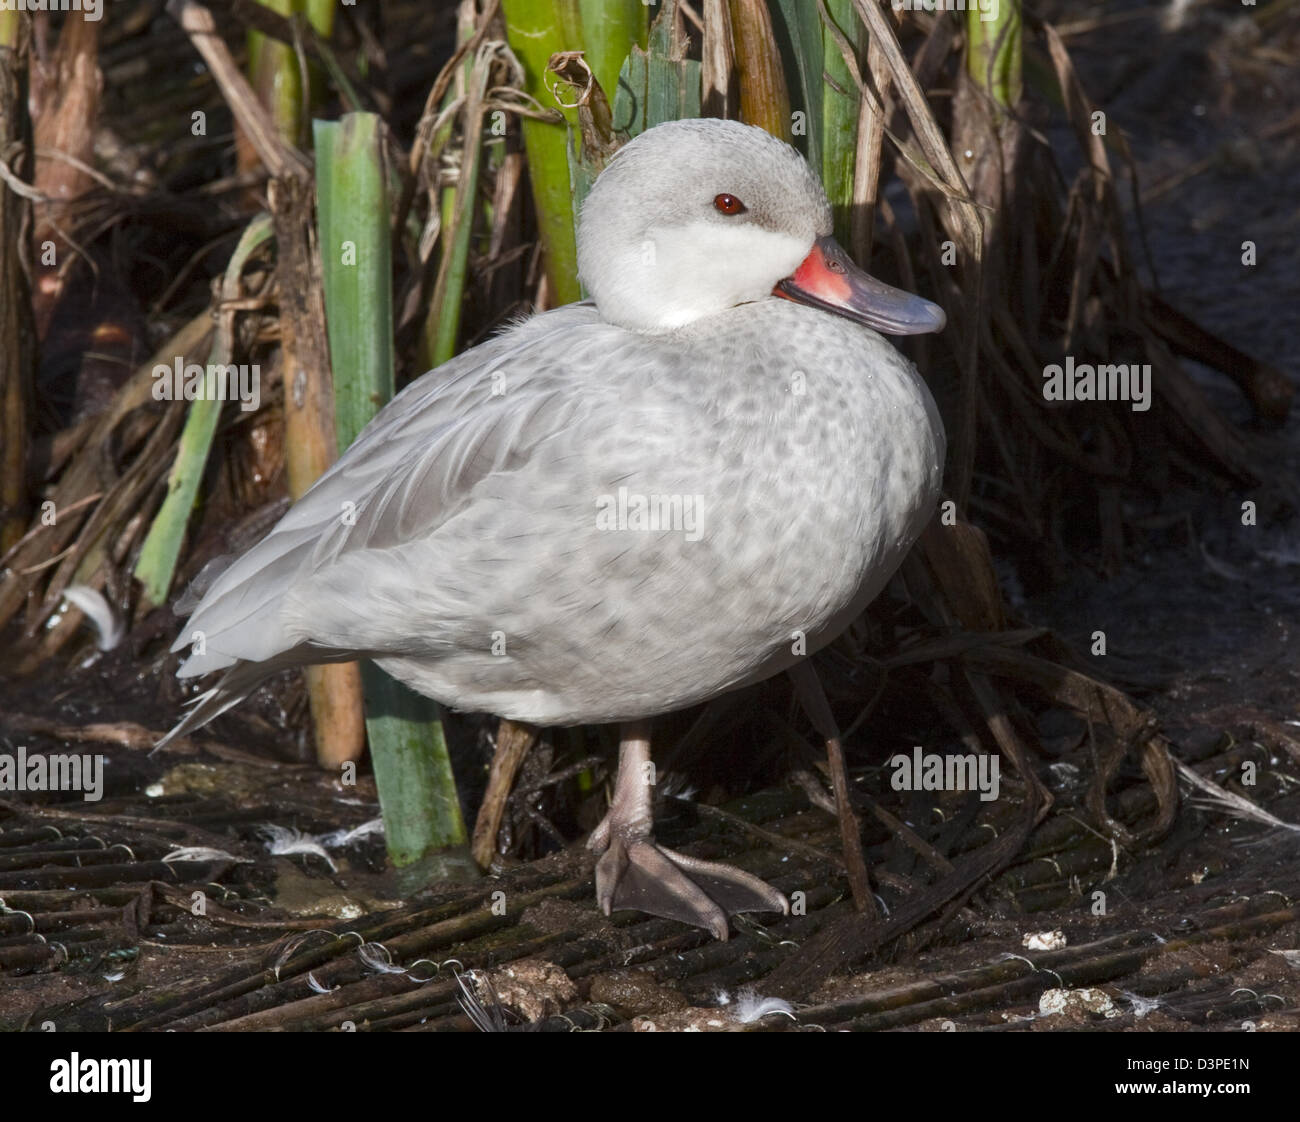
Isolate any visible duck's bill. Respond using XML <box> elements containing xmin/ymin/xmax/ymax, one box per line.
<box><xmin>775</xmin><ymin>235</ymin><xmax>946</xmax><ymax>335</ymax></box>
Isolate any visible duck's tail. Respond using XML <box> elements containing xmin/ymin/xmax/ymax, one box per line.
<box><xmin>153</xmin><ymin>660</ymin><xmax>275</xmax><ymax>754</ymax></box>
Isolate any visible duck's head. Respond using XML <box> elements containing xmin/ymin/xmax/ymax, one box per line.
<box><xmin>577</xmin><ymin>118</ymin><xmax>945</xmax><ymax>336</ymax></box>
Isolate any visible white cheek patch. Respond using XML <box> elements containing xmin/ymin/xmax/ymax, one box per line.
<box><xmin>600</xmin><ymin>222</ymin><xmax>810</xmax><ymax>331</ymax></box>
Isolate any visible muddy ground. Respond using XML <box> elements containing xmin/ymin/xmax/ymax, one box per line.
<box><xmin>1</xmin><ymin>1</ymin><xmax>1298</xmax><ymax>1033</ymax></box>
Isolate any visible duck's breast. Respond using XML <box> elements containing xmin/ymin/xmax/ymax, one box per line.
<box><xmin>655</xmin><ymin>299</ymin><xmax>945</xmax><ymax>692</ymax></box>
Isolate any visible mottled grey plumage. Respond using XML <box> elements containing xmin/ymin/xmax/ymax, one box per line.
<box><xmin>165</xmin><ymin>121</ymin><xmax>943</xmax><ymax>743</ymax></box>
<box><xmin>168</xmin><ymin>295</ymin><xmax>941</xmax><ymax>736</ymax></box>
<box><xmin>161</xmin><ymin>121</ymin><xmax>945</xmax><ymax>940</ymax></box>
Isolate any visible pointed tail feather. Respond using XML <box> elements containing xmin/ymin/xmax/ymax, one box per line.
<box><xmin>156</xmin><ymin>646</ymin><xmax>378</xmax><ymax>753</ymax></box>
<box><xmin>153</xmin><ymin>661</ymin><xmax>276</xmax><ymax>754</ymax></box>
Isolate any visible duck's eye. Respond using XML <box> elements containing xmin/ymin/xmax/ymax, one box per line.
<box><xmin>713</xmin><ymin>193</ymin><xmax>746</xmax><ymax>216</ymax></box>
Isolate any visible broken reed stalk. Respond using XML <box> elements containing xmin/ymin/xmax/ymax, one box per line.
<box><xmin>267</xmin><ymin>169</ymin><xmax>367</xmax><ymax>770</ymax></box>
<box><xmin>239</xmin><ymin>0</ymin><xmax>333</xmax><ymax>175</ymax></box>
<box><xmin>614</xmin><ymin>1</ymin><xmax>702</xmax><ymax>137</ymax></box>
<box><xmin>314</xmin><ymin>117</ymin><xmax>395</xmax><ymax>451</ymax></box>
<box><xmin>414</xmin><ymin>0</ymin><xmax>474</xmax><ymax>371</ymax></box>
<box><xmin>168</xmin><ymin>0</ymin><xmax>311</xmax><ymax>179</ymax></box>
<box><xmin>29</xmin><ymin>7</ymin><xmax>99</xmax><ymax>328</ymax></box>
<box><xmin>0</xmin><ymin>22</ymin><xmax>33</xmax><ymax>555</ymax></box>
<box><xmin>134</xmin><ymin>215</ymin><xmax>274</xmax><ymax>610</ymax></box>
<box><xmin>699</xmin><ymin>0</ymin><xmax>736</xmax><ymax>118</ymax></box>
<box><xmin>500</xmin><ymin>0</ymin><xmax>582</xmax><ymax>305</ymax></box>
<box><xmin>427</xmin><ymin>6</ymin><xmax>490</xmax><ymax>367</ymax></box>
<box><xmin>770</xmin><ymin>0</ymin><xmax>823</xmax><ymax>168</ymax></box>
<box><xmin>245</xmin><ymin>0</ymin><xmax>305</xmax><ymax>150</ymax></box>
<box><xmin>728</xmin><ymin>0</ymin><xmax>791</xmax><ymax>141</ymax></box>
<box><xmin>471</xmin><ymin>719</ymin><xmax>538</xmax><ymax>868</ymax></box>
<box><xmin>966</xmin><ymin>0</ymin><xmax>1022</xmax><ymax>110</ymax></box>
<box><xmin>315</xmin><ymin>113</ymin><xmax>467</xmax><ymax>859</ymax></box>
<box><xmin>577</xmin><ymin>0</ymin><xmax>648</xmax><ymax>111</ymax></box>
<box><xmin>821</xmin><ymin>0</ymin><xmax>864</xmax><ymax>248</ymax></box>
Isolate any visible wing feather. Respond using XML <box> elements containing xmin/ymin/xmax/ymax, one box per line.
<box><xmin>173</xmin><ymin>305</ymin><xmax>599</xmax><ymax>678</ymax></box>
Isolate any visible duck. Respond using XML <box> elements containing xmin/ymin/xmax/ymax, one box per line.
<box><xmin>162</xmin><ymin>117</ymin><xmax>947</xmax><ymax>940</ymax></box>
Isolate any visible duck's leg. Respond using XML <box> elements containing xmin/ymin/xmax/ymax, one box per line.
<box><xmin>588</xmin><ymin>719</ymin><xmax>789</xmax><ymax>940</ymax></box>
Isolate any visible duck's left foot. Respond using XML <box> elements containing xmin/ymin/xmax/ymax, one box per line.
<box><xmin>589</xmin><ymin>819</ymin><xmax>789</xmax><ymax>941</ymax></box>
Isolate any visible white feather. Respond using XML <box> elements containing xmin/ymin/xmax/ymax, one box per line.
<box><xmin>61</xmin><ymin>585</ymin><xmax>123</xmax><ymax>651</ymax></box>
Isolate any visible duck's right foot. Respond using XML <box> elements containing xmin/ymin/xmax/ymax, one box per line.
<box><xmin>589</xmin><ymin>718</ymin><xmax>788</xmax><ymax>940</ymax></box>
<box><xmin>589</xmin><ymin>817</ymin><xmax>788</xmax><ymax>941</ymax></box>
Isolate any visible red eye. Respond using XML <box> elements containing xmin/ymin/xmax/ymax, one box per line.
<box><xmin>713</xmin><ymin>193</ymin><xmax>746</xmax><ymax>216</ymax></box>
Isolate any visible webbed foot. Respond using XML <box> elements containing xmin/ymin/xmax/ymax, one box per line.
<box><xmin>588</xmin><ymin>721</ymin><xmax>788</xmax><ymax>940</ymax></box>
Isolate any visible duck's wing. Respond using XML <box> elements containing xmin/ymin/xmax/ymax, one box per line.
<box><xmin>161</xmin><ymin>305</ymin><xmax>602</xmax><ymax>743</ymax></box>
